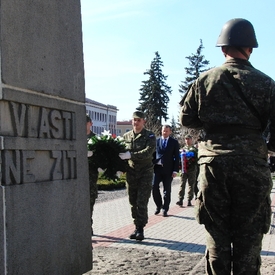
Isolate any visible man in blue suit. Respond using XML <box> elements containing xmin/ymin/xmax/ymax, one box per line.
<box><xmin>152</xmin><ymin>125</ymin><xmax>179</xmax><ymax>217</ymax></box>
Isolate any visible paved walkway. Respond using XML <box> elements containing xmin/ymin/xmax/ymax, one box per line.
<box><xmin>84</xmin><ymin>178</ymin><xmax>275</xmax><ymax>275</ymax></box>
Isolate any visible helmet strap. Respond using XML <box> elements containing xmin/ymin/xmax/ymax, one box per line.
<box><xmin>236</xmin><ymin>47</ymin><xmax>249</xmax><ymax>60</ymax></box>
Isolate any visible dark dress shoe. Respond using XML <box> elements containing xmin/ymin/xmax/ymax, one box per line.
<box><xmin>163</xmin><ymin>210</ymin><xmax>168</xmax><ymax>217</ymax></box>
<box><xmin>154</xmin><ymin>208</ymin><xmax>161</xmax><ymax>215</ymax></box>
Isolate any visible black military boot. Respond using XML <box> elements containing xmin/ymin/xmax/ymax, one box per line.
<box><xmin>135</xmin><ymin>227</ymin><xmax>144</xmax><ymax>241</ymax></box>
<box><xmin>129</xmin><ymin>228</ymin><xmax>138</xmax><ymax>239</ymax></box>
<box><xmin>176</xmin><ymin>199</ymin><xmax>183</xmax><ymax>206</ymax></box>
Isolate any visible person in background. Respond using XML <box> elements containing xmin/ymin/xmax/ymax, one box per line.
<box><xmin>180</xmin><ymin>18</ymin><xmax>274</xmax><ymax>274</ymax></box>
<box><xmin>152</xmin><ymin>125</ymin><xmax>179</xmax><ymax>217</ymax></box>
<box><xmin>119</xmin><ymin>111</ymin><xmax>156</xmax><ymax>241</ymax></box>
<box><xmin>176</xmin><ymin>135</ymin><xmax>198</xmax><ymax>207</ymax></box>
<box><xmin>86</xmin><ymin>115</ymin><xmax>98</xmax><ymax>235</ymax></box>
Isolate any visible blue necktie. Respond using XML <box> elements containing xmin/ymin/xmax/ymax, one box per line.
<box><xmin>162</xmin><ymin>139</ymin><xmax>167</xmax><ymax>148</ymax></box>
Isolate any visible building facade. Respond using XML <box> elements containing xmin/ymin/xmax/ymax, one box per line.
<box><xmin>116</xmin><ymin>120</ymin><xmax>132</xmax><ymax>136</ymax></box>
<box><xmin>86</xmin><ymin>98</ymin><xmax>118</xmax><ymax>135</ymax></box>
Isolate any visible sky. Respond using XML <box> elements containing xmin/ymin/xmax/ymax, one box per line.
<box><xmin>80</xmin><ymin>0</ymin><xmax>275</xmax><ymax>122</ymax></box>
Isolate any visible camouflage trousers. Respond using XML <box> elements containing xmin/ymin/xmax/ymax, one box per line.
<box><xmin>179</xmin><ymin>166</ymin><xmax>198</xmax><ymax>201</ymax></box>
<box><xmin>126</xmin><ymin>167</ymin><xmax>153</xmax><ymax>228</ymax></box>
<box><xmin>195</xmin><ymin>156</ymin><xmax>272</xmax><ymax>275</ymax></box>
<box><xmin>89</xmin><ymin>169</ymin><xmax>98</xmax><ymax>226</ymax></box>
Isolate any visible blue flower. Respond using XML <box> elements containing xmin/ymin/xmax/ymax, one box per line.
<box><xmin>186</xmin><ymin>151</ymin><xmax>195</xmax><ymax>158</ymax></box>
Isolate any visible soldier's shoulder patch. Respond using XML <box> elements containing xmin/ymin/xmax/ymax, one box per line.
<box><xmin>149</xmin><ymin>134</ymin><xmax>155</xmax><ymax>138</ymax></box>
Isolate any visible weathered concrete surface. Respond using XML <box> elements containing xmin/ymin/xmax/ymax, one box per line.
<box><xmin>0</xmin><ymin>1</ymin><xmax>91</xmax><ymax>274</ymax></box>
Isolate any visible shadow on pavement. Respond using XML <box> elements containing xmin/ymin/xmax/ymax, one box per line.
<box><xmin>138</xmin><ymin>237</ymin><xmax>205</xmax><ymax>253</ymax></box>
<box><xmin>93</xmin><ymin>234</ymin><xmax>205</xmax><ymax>254</ymax></box>
<box><xmin>169</xmin><ymin>215</ymin><xmax>196</xmax><ymax>220</ymax></box>
<box><xmin>261</xmin><ymin>250</ymin><xmax>275</xmax><ymax>256</ymax></box>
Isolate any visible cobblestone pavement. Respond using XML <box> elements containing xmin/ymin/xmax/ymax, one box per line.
<box><xmin>84</xmin><ymin>178</ymin><xmax>275</xmax><ymax>275</ymax></box>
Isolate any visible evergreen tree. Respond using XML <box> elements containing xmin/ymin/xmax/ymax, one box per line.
<box><xmin>178</xmin><ymin>40</ymin><xmax>211</xmax><ymax>143</ymax></box>
<box><xmin>179</xmin><ymin>39</ymin><xmax>210</xmax><ymax>95</ymax></box>
<box><xmin>138</xmin><ymin>51</ymin><xmax>172</xmax><ymax>133</ymax></box>
<box><xmin>171</xmin><ymin>116</ymin><xmax>180</xmax><ymax>139</ymax></box>
<box><xmin>170</xmin><ymin>116</ymin><xmax>177</xmax><ymax>139</ymax></box>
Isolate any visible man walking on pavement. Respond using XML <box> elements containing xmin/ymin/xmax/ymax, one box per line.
<box><xmin>180</xmin><ymin>18</ymin><xmax>274</xmax><ymax>274</ymax></box>
<box><xmin>176</xmin><ymin>135</ymin><xmax>198</xmax><ymax>207</ymax></box>
<box><xmin>119</xmin><ymin>111</ymin><xmax>156</xmax><ymax>241</ymax></box>
<box><xmin>152</xmin><ymin>125</ymin><xmax>179</xmax><ymax>217</ymax></box>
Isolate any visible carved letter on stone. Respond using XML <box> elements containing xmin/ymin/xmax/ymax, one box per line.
<box><xmin>49</xmin><ymin>110</ymin><xmax>62</xmax><ymax>139</ymax></box>
<box><xmin>9</xmin><ymin>102</ymin><xmax>27</xmax><ymax>137</ymax></box>
<box><xmin>62</xmin><ymin>111</ymin><xmax>72</xmax><ymax>140</ymax></box>
<box><xmin>21</xmin><ymin>150</ymin><xmax>35</xmax><ymax>183</ymax></box>
<box><xmin>66</xmin><ymin>150</ymin><xmax>76</xmax><ymax>179</ymax></box>
<box><xmin>51</xmin><ymin>150</ymin><xmax>63</xmax><ymax>180</ymax></box>
<box><xmin>4</xmin><ymin>150</ymin><xmax>21</xmax><ymax>185</ymax></box>
<box><xmin>39</xmin><ymin>108</ymin><xmax>51</xmax><ymax>138</ymax></box>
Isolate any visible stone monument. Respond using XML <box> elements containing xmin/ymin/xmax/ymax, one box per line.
<box><xmin>0</xmin><ymin>1</ymin><xmax>92</xmax><ymax>274</ymax></box>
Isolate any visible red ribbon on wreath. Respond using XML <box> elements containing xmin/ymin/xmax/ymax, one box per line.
<box><xmin>180</xmin><ymin>151</ymin><xmax>188</xmax><ymax>173</ymax></box>
<box><xmin>184</xmin><ymin>154</ymin><xmax>188</xmax><ymax>173</ymax></box>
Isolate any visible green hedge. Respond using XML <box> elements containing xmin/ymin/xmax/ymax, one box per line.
<box><xmin>97</xmin><ymin>173</ymin><xmax>126</xmax><ymax>190</ymax></box>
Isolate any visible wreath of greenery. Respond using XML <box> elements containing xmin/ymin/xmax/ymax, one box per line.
<box><xmin>87</xmin><ymin>131</ymin><xmax>129</xmax><ymax>181</ymax></box>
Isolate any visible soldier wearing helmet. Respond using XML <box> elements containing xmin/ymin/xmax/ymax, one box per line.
<box><xmin>180</xmin><ymin>18</ymin><xmax>275</xmax><ymax>274</ymax></box>
<box><xmin>215</xmin><ymin>18</ymin><xmax>258</xmax><ymax>62</ymax></box>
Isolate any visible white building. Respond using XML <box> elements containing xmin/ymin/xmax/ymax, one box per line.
<box><xmin>85</xmin><ymin>98</ymin><xmax>118</xmax><ymax>135</ymax></box>
<box><xmin>116</xmin><ymin>120</ymin><xmax>132</xmax><ymax>136</ymax></box>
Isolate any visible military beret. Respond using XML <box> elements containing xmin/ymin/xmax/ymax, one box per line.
<box><xmin>185</xmin><ymin>134</ymin><xmax>192</xmax><ymax>139</ymax></box>
<box><xmin>132</xmin><ymin>111</ymin><xmax>145</xmax><ymax>119</ymax></box>
<box><xmin>86</xmin><ymin>115</ymin><xmax>92</xmax><ymax>123</ymax></box>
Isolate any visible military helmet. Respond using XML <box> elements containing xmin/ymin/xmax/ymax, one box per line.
<box><xmin>216</xmin><ymin>18</ymin><xmax>258</xmax><ymax>48</ymax></box>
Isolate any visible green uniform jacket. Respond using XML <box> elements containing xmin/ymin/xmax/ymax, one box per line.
<box><xmin>123</xmin><ymin>128</ymin><xmax>156</xmax><ymax>171</ymax></box>
<box><xmin>180</xmin><ymin>58</ymin><xmax>275</xmax><ymax>159</ymax></box>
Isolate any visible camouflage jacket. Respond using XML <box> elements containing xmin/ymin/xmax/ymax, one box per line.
<box><xmin>123</xmin><ymin>128</ymin><xmax>156</xmax><ymax>170</ymax></box>
<box><xmin>180</xmin><ymin>58</ymin><xmax>275</xmax><ymax>159</ymax></box>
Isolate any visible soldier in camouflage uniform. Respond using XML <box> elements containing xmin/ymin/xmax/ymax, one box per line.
<box><xmin>176</xmin><ymin>135</ymin><xmax>198</xmax><ymax>207</ymax></box>
<box><xmin>119</xmin><ymin>111</ymin><xmax>156</xmax><ymax>241</ymax></box>
<box><xmin>87</xmin><ymin>115</ymin><xmax>98</xmax><ymax>235</ymax></box>
<box><xmin>180</xmin><ymin>18</ymin><xmax>274</xmax><ymax>275</ymax></box>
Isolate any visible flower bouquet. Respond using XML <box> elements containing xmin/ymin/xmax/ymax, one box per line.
<box><xmin>180</xmin><ymin>149</ymin><xmax>197</xmax><ymax>173</ymax></box>
<box><xmin>87</xmin><ymin>130</ymin><xmax>129</xmax><ymax>181</ymax></box>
